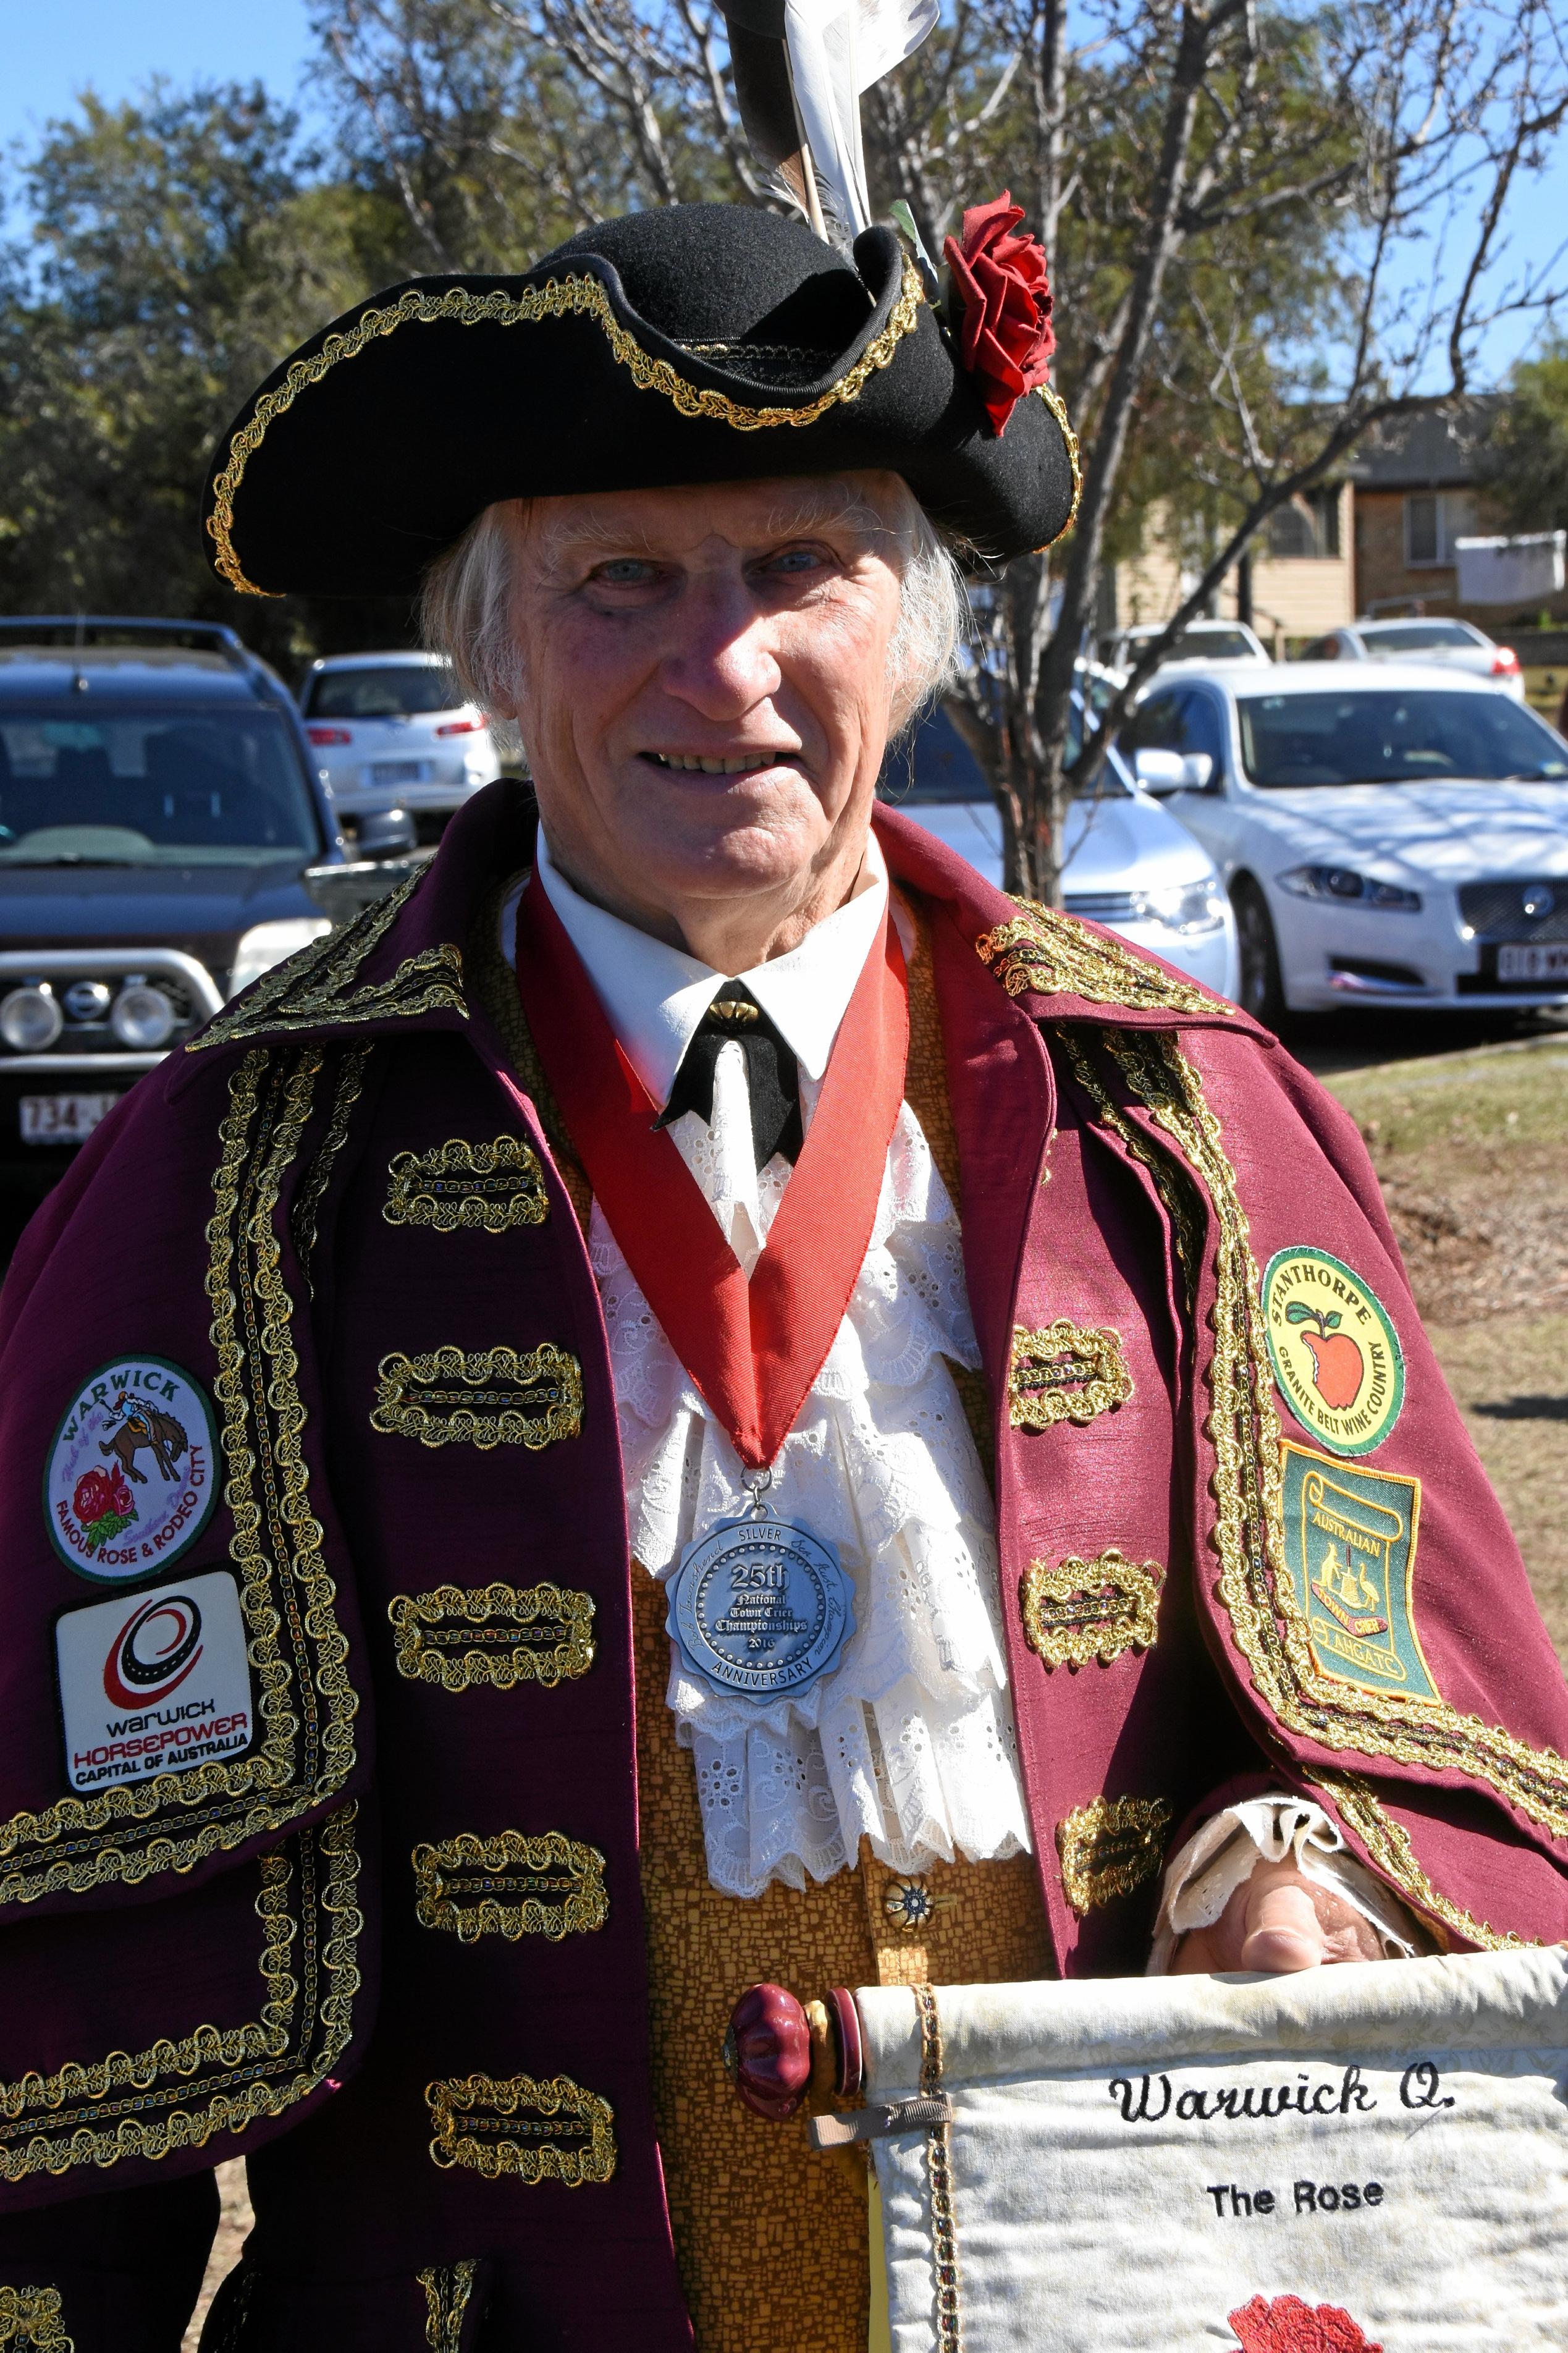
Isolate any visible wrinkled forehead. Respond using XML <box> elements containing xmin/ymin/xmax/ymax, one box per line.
<box><xmin>518</xmin><ymin>470</ymin><xmax>916</xmax><ymax>572</ymax></box>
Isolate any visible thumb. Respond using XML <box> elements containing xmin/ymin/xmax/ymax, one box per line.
<box><xmin>1240</xmin><ymin>1871</ymin><xmax>1327</xmax><ymax>1973</ymax></box>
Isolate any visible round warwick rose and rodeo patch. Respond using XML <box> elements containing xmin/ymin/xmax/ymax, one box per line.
<box><xmin>45</xmin><ymin>1358</ymin><xmax>218</xmax><ymax>1581</ymax></box>
<box><xmin>1261</xmin><ymin>1248</ymin><xmax>1405</xmax><ymax>1458</ymax></box>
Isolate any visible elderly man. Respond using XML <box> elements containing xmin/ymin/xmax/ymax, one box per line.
<box><xmin>0</xmin><ymin>193</ymin><xmax>1564</xmax><ymax>2353</ymax></box>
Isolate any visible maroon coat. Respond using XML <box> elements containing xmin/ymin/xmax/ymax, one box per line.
<box><xmin>0</xmin><ymin>783</ymin><xmax>1562</xmax><ymax>2349</ymax></box>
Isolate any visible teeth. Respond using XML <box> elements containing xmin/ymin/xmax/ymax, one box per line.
<box><xmin>650</xmin><ymin>752</ymin><xmax>774</xmax><ymax>774</ymax></box>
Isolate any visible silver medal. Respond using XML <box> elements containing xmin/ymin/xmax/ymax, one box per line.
<box><xmin>667</xmin><ymin>1471</ymin><xmax>855</xmax><ymax>1705</ymax></box>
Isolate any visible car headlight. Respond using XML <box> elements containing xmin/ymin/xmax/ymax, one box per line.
<box><xmin>110</xmin><ymin>982</ymin><xmax>177</xmax><ymax>1050</ymax></box>
<box><xmin>1278</xmin><ymin>864</ymin><xmax>1421</xmax><ymax>912</ymax></box>
<box><xmin>229</xmin><ymin>917</ymin><xmax>332</xmax><ymax>1000</ymax></box>
<box><xmin>0</xmin><ymin>985</ymin><xmax>63</xmax><ymax>1053</ymax></box>
<box><xmin>1134</xmin><ymin>879</ymin><xmax>1228</xmax><ymax>936</ymax></box>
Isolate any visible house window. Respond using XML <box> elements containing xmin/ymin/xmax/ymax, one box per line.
<box><xmin>1404</xmin><ymin>491</ymin><xmax>1475</xmax><ymax>567</ymax></box>
<box><xmin>1266</xmin><ymin>487</ymin><xmax>1342</xmax><ymax>559</ymax></box>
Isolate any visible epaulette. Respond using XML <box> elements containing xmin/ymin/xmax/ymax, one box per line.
<box><xmin>974</xmin><ymin>897</ymin><xmax>1238</xmax><ymax>1020</ymax></box>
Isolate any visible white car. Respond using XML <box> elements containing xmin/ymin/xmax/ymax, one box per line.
<box><xmin>1102</xmin><ymin>617</ymin><xmax>1270</xmax><ymax>677</ymax></box>
<box><xmin>1297</xmin><ymin>618</ymin><xmax>1525</xmax><ymax>701</ymax></box>
<box><xmin>887</xmin><ymin>699</ymin><xmax>1239</xmax><ymax>1001</ymax></box>
<box><xmin>298</xmin><ymin>651</ymin><xmax>499</xmax><ymax>850</ymax></box>
<box><xmin>1119</xmin><ymin>661</ymin><xmax>1568</xmax><ymax>1022</ymax></box>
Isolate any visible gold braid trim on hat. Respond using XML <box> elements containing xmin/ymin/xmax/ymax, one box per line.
<box><xmin>1061</xmin><ymin>1027</ymin><xmax>1568</xmax><ymax>1907</ymax></box>
<box><xmin>1034</xmin><ymin>380</ymin><xmax>1082</xmax><ymax>546</ymax></box>
<box><xmin>208</xmin><ymin>259</ymin><xmax>925</xmax><ymax>596</ymax></box>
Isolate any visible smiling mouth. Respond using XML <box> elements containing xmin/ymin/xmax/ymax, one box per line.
<box><xmin>641</xmin><ymin>751</ymin><xmax>793</xmax><ymax>775</ymax></box>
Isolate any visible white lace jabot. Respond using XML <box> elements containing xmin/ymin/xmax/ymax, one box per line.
<box><xmin>524</xmin><ymin>837</ymin><xmax>1032</xmax><ymax>1899</ymax></box>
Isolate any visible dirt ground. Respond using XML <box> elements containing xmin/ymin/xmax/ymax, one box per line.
<box><xmin>178</xmin><ymin>1036</ymin><xmax>1568</xmax><ymax>2341</ymax></box>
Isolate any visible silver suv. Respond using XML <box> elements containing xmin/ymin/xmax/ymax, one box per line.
<box><xmin>300</xmin><ymin>651</ymin><xmax>499</xmax><ymax>850</ymax></box>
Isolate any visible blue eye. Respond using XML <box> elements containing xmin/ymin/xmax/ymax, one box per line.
<box><xmin>596</xmin><ymin>559</ymin><xmax>654</xmax><ymax>585</ymax></box>
<box><xmin>767</xmin><ymin>547</ymin><xmax>821</xmax><ymax>574</ymax></box>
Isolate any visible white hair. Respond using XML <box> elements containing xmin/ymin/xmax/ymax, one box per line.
<box><xmin>419</xmin><ymin>481</ymin><xmax>968</xmax><ymax>750</ymax></box>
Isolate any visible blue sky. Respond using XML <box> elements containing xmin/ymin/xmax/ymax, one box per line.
<box><xmin>1</xmin><ymin>1</ymin><xmax>1562</xmax><ymax>384</ymax></box>
<box><xmin>0</xmin><ymin>1</ymin><xmax>317</xmax><ymax>150</ymax></box>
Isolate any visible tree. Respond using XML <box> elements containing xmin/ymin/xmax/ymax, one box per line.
<box><xmin>332</xmin><ymin>0</ymin><xmax>1568</xmax><ymax>898</ymax></box>
<box><xmin>1480</xmin><ymin>335</ymin><xmax>1568</xmax><ymax>536</ymax></box>
<box><xmin>0</xmin><ymin>83</ymin><xmax>390</xmax><ymax>665</ymax></box>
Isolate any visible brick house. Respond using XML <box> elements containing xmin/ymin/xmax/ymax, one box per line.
<box><xmin>1341</xmin><ymin>400</ymin><xmax>1561</xmax><ymax>625</ymax></box>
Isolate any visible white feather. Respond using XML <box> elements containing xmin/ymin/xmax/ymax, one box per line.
<box><xmin>782</xmin><ymin>0</ymin><xmax>938</xmax><ymax>241</ymax></box>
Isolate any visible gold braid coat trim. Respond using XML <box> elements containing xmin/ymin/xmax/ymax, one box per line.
<box><xmin>187</xmin><ymin>868</ymin><xmax>464</xmax><ymax>1052</ymax></box>
<box><xmin>417</xmin><ymin>2260</ymin><xmax>479</xmax><ymax>2351</ymax></box>
<box><xmin>0</xmin><ymin>2288</ymin><xmax>72</xmax><ymax>2349</ymax></box>
<box><xmin>976</xmin><ymin>900</ymin><xmax>1237</xmax><ymax>1018</ymax></box>
<box><xmin>1020</xmin><ymin>1549</ymin><xmax>1163</xmax><ymax>1669</ymax></box>
<box><xmin>388</xmin><ymin>1580</ymin><xmax>596</xmax><ymax>1691</ymax></box>
<box><xmin>208</xmin><ymin>263</ymin><xmax>925</xmax><ymax>594</ymax></box>
<box><xmin>412</xmin><ymin>1830</ymin><xmax>608</xmax><ymax>1943</ymax></box>
<box><xmin>0</xmin><ymin>1803</ymin><xmax>360</xmax><ymax>2183</ymax></box>
<box><xmin>0</xmin><ymin>1048</ymin><xmax>358</xmax><ymax>1905</ymax></box>
<box><xmin>291</xmin><ymin>1042</ymin><xmax>373</xmax><ymax>1289</ymax></box>
<box><xmin>1055</xmin><ymin>1793</ymin><xmax>1172</xmax><ymax>1914</ymax></box>
<box><xmin>371</xmin><ymin>1343</ymin><xmax>584</xmax><ymax>1450</ymax></box>
<box><xmin>383</xmin><ymin>1134</ymin><xmax>549</xmax><ymax>1232</ymax></box>
<box><xmin>425</xmin><ymin>2071</ymin><xmax>616</xmax><ymax>2184</ymax></box>
<box><xmin>1073</xmin><ymin>1027</ymin><xmax>1568</xmax><ymax>1879</ymax></box>
<box><xmin>1008</xmin><ymin>1318</ymin><xmax>1133</xmax><ymax>1429</ymax></box>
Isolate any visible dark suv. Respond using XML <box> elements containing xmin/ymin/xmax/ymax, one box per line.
<box><xmin>0</xmin><ymin>618</ymin><xmax>347</xmax><ymax>1198</ymax></box>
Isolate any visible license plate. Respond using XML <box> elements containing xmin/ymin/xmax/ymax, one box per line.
<box><xmin>19</xmin><ymin>1093</ymin><xmax>121</xmax><ymax>1144</ymax></box>
<box><xmin>1497</xmin><ymin>942</ymin><xmax>1568</xmax><ymax>981</ymax></box>
<box><xmin>369</xmin><ymin>759</ymin><xmax>430</xmax><ymax>785</ymax></box>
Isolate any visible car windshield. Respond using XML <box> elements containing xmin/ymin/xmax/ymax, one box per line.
<box><xmin>306</xmin><ymin>664</ymin><xmax>460</xmax><ymax>719</ymax></box>
<box><xmin>886</xmin><ymin>699</ymin><xmax>1128</xmax><ymax>802</ymax></box>
<box><xmin>1134</xmin><ymin>627</ymin><xmax>1256</xmax><ymax>664</ymax></box>
<box><xmin>1236</xmin><ymin>689</ymin><xmax>1568</xmax><ymax>788</ymax></box>
<box><xmin>1360</xmin><ymin>623</ymin><xmax>1478</xmax><ymax>653</ymax></box>
<box><xmin>0</xmin><ymin>709</ymin><xmax>320</xmax><ymax>863</ymax></box>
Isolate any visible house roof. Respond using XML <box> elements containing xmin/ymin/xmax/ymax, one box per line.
<box><xmin>1347</xmin><ymin>397</ymin><xmax>1503</xmax><ymax>489</ymax></box>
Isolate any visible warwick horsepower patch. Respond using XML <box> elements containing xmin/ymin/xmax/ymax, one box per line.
<box><xmin>54</xmin><ymin>1569</ymin><xmax>253</xmax><ymax>1791</ymax></box>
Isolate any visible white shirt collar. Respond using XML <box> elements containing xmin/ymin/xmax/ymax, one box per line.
<box><xmin>533</xmin><ymin>827</ymin><xmax>890</xmax><ymax>1108</ymax></box>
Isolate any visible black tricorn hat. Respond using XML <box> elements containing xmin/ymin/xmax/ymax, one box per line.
<box><xmin>202</xmin><ymin>203</ymin><xmax>1079</xmax><ymax>599</ymax></box>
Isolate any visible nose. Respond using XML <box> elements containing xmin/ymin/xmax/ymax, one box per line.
<box><xmin>657</xmin><ymin>575</ymin><xmax>782</xmax><ymax>719</ymax></box>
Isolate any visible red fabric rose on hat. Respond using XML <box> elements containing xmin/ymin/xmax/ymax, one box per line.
<box><xmin>1229</xmin><ymin>2296</ymin><xmax>1383</xmax><ymax>2353</ymax></box>
<box><xmin>943</xmin><ymin>191</ymin><xmax>1056</xmax><ymax>436</ymax></box>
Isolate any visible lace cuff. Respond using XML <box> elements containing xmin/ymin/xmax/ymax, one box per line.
<box><xmin>1148</xmin><ymin>1795</ymin><xmax>1427</xmax><ymax>1974</ymax></box>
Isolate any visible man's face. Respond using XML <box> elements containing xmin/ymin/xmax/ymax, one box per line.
<box><xmin>505</xmin><ymin>471</ymin><xmax>911</xmax><ymax>937</ymax></box>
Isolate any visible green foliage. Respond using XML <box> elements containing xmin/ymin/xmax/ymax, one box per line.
<box><xmin>0</xmin><ymin>82</ymin><xmax>397</xmax><ymax>667</ymax></box>
<box><xmin>1481</xmin><ymin>335</ymin><xmax>1568</xmax><ymax>536</ymax></box>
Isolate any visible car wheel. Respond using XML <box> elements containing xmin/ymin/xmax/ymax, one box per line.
<box><xmin>1231</xmin><ymin>877</ymin><xmax>1284</xmax><ymax>1028</ymax></box>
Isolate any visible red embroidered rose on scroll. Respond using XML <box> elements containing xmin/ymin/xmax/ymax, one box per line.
<box><xmin>1228</xmin><ymin>2294</ymin><xmax>1383</xmax><ymax>2353</ymax></box>
<box><xmin>943</xmin><ymin>192</ymin><xmax>1056</xmax><ymax>434</ymax></box>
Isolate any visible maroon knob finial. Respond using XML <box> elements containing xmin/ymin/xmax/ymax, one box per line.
<box><xmin>724</xmin><ymin>1982</ymin><xmax>812</xmax><ymax>2120</ymax></box>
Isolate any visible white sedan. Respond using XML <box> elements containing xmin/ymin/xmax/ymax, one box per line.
<box><xmin>886</xmin><ymin>702</ymin><xmax>1239</xmax><ymax>1001</ymax></box>
<box><xmin>1297</xmin><ymin>617</ymin><xmax>1525</xmax><ymax>701</ymax></box>
<box><xmin>1120</xmin><ymin>661</ymin><xmax>1568</xmax><ymax>1023</ymax></box>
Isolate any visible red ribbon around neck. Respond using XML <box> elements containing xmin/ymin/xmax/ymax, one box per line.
<box><xmin>514</xmin><ymin>872</ymin><xmax>909</xmax><ymax>1471</ymax></box>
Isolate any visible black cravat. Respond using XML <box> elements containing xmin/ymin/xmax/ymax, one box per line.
<box><xmin>655</xmin><ymin>987</ymin><xmax>803</xmax><ymax>1171</ymax></box>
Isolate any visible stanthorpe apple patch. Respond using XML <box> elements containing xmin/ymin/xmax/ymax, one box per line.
<box><xmin>1260</xmin><ymin>1248</ymin><xmax>1404</xmax><ymax>1457</ymax></box>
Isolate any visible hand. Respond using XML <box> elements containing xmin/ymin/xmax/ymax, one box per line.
<box><xmin>1171</xmin><ymin>1857</ymin><xmax>1385</xmax><ymax>1974</ymax></box>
